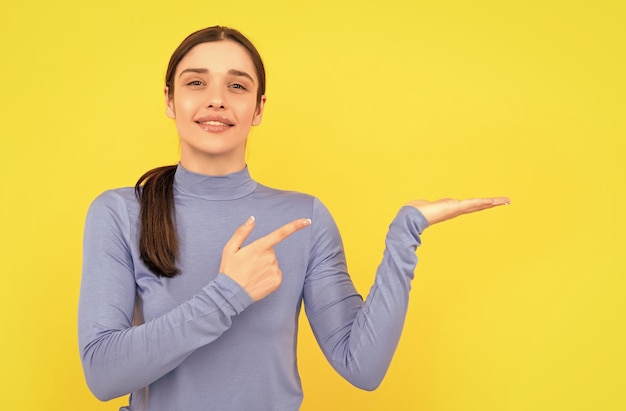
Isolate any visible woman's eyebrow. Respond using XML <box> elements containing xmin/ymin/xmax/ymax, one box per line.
<box><xmin>178</xmin><ymin>67</ymin><xmax>208</xmax><ymax>77</ymax></box>
<box><xmin>228</xmin><ymin>69</ymin><xmax>255</xmax><ymax>84</ymax></box>
<box><xmin>178</xmin><ymin>68</ymin><xmax>255</xmax><ymax>84</ymax></box>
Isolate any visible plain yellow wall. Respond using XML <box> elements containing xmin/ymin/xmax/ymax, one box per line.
<box><xmin>1</xmin><ymin>0</ymin><xmax>624</xmax><ymax>410</ymax></box>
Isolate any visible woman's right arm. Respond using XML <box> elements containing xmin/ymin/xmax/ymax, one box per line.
<box><xmin>78</xmin><ymin>192</ymin><xmax>253</xmax><ymax>401</ymax></box>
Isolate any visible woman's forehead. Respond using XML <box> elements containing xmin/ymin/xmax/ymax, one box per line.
<box><xmin>176</xmin><ymin>41</ymin><xmax>256</xmax><ymax>78</ymax></box>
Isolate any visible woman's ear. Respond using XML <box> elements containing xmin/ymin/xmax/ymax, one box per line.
<box><xmin>165</xmin><ymin>87</ymin><xmax>176</xmax><ymax>119</ymax></box>
<box><xmin>251</xmin><ymin>95</ymin><xmax>267</xmax><ymax>126</ymax></box>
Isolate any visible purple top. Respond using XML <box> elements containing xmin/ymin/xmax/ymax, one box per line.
<box><xmin>79</xmin><ymin>164</ymin><xmax>428</xmax><ymax>411</ymax></box>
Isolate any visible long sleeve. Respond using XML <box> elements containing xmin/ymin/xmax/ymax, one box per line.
<box><xmin>79</xmin><ymin>165</ymin><xmax>427</xmax><ymax>410</ymax></box>
<box><xmin>304</xmin><ymin>201</ymin><xmax>428</xmax><ymax>390</ymax></box>
<box><xmin>78</xmin><ymin>191</ymin><xmax>253</xmax><ymax>401</ymax></box>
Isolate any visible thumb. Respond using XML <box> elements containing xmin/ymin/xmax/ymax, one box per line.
<box><xmin>222</xmin><ymin>216</ymin><xmax>256</xmax><ymax>258</ymax></box>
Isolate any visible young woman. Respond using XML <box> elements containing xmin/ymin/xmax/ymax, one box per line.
<box><xmin>78</xmin><ymin>26</ymin><xmax>509</xmax><ymax>411</ymax></box>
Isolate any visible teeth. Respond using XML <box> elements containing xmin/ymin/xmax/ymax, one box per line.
<box><xmin>200</xmin><ymin>121</ymin><xmax>228</xmax><ymax>126</ymax></box>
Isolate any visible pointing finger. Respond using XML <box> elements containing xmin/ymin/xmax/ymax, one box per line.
<box><xmin>257</xmin><ymin>218</ymin><xmax>312</xmax><ymax>249</ymax></box>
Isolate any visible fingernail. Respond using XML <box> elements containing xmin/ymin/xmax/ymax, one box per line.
<box><xmin>246</xmin><ymin>216</ymin><xmax>255</xmax><ymax>225</ymax></box>
<box><xmin>303</xmin><ymin>218</ymin><xmax>312</xmax><ymax>226</ymax></box>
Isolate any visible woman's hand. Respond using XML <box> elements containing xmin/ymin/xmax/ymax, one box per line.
<box><xmin>219</xmin><ymin>216</ymin><xmax>312</xmax><ymax>302</ymax></box>
<box><xmin>407</xmin><ymin>197</ymin><xmax>511</xmax><ymax>225</ymax></box>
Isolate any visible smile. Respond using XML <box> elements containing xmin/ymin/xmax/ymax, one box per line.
<box><xmin>199</xmin><ymin>120</ymin><xmax>231</xmax><ymax>126</ymax></box>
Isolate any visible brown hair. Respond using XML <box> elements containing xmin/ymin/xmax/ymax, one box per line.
<box><xmin>166</xmin><ymin>26</ymin><xmax>266</xmax><ymax>104</ymax></box>
<box><xmin>135</xmin><ymin>26</ymin><xmax>266</xmax><ymax>277</ymax></box>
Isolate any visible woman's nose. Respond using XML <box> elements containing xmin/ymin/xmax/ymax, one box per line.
<box><xmin>205</xmin><ymin>86</ymin><xmax>227</xmax><ymax>109</ymax></box>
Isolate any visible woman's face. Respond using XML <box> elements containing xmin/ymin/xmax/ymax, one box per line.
<box><xmin>166</xmin><ymin>40</ymin><xmax>265</xmax><ymax>175</ymax></box>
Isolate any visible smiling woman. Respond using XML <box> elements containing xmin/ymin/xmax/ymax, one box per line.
<box><xmin>77</xmin><ymin>25</ymin><xmax>509</xmax><ymax>411</ymax></box>
<box><xmin>166</xmin><ymin>41</ymin><xmax>265</xmax><ymax>175</ymax></box>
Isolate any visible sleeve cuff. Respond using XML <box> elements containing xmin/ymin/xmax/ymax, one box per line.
<box><xmin>397</xmin><ymin>205</ymin><xmax>429</xmax><ymax>234</ymax></box>
<box><xmin>208</xmin><ymin>274</ymin><xmax>255</xmax><ymax>313</ymax></box>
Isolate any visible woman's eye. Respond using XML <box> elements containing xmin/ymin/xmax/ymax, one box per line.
<box><xmin>231</xmin><ymin>83</ymin><xmax>247</xmax><ymax>90</ymax></box>
<box><xmin>187</xmin><ymin>80</ymin><xmax>203</xmax><ymax>86</ymax></box>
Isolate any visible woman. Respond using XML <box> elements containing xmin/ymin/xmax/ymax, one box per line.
<box><xmin>78</xmin><ymin>26</ymin><xmax>509</xmax><ymax>411</ymax></box>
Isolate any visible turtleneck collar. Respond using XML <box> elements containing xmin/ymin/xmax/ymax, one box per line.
<box><xmin>173</xmin><ymin>163</ymin><xmax>258</xmax><ymax>201</ymax></box>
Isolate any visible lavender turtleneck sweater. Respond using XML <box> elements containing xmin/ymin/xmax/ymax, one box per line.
<box><xmin>78</xmin><ymin>164</ymin><xmax>428</xmax><ymax>411</ymax></box>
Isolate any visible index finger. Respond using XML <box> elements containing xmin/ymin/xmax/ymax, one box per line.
<box><xmin>257</xmin><ymin>218</ymin><xmax>312</xmax><ymax>248</ymax></box>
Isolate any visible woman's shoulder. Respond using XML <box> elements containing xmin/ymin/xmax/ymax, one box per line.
<box><xmin>252</xmin><ymin>183</ymin><xmax>335</xmax><ymax>220</ymax></box>
<box><xmin>253</xmin><ymin>182</ymin><xmax>317</xmax><ymax>203</ymax></box>
<box><xmin>91</xmin><ymin>186</ymin><xmax>137</xmax><ymax>205</ymax></box>
<box><xmin>87</xmin><ymin>187</ymin><xmax>140</xmax><ymax>219</ymax></box>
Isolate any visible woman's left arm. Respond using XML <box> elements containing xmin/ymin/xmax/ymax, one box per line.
<box><xmin>303</xmin><ymin>197</ymin><xmax>509</xmax><ymax>390</ymax></box>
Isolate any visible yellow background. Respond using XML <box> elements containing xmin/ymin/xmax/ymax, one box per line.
<box><xmin>1</xmin><ymin>0</ymin><xmax>624</xmax><ymax>410</ymax></box>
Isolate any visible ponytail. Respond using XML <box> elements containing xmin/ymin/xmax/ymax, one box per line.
<box><xmin>135</xmin><ymin>165</ymin><xmax>180</xmax><ymax>277</ymax></box>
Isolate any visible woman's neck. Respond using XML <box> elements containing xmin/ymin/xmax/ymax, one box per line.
<box><xmin>179</xmin><ymin>156</ymin><xmax>246</xmax><ymax>176</ymax></box>
<box><xmin>173</xmin><ymin>163</ymin><xmax>257</xmax><ymax>201</ymax></box>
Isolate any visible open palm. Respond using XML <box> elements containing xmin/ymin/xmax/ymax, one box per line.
<box><xmin>407</xmin><ymin>197</ymin><xmax>510</xmax><ymax>225</ymax></box>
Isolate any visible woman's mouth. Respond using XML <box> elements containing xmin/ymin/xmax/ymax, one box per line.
<box><xmin>199</xmin><ymin>120</ymin><xmax>230</xmax><ymax>126</ymax></box>
<box><xmin>195</xmin><ymin>117</ymin><xmax>234</xmax><ymax>132</ymax></box>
